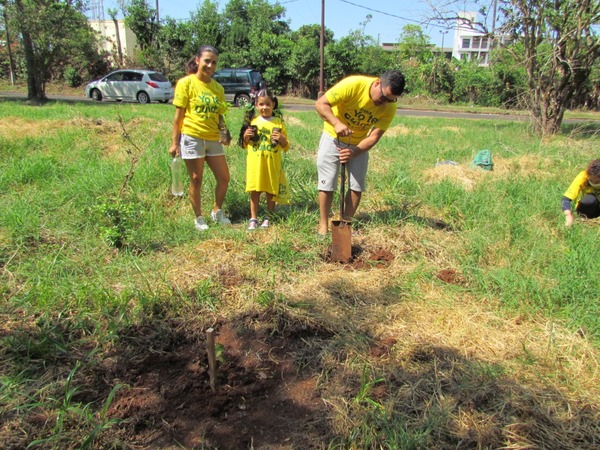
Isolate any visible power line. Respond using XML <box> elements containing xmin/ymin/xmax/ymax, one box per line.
<box><xmin>337</xmin><ymin>0</ymin><xmax>454</xmax><ymax>31</ymax></box>
<box><xmin>338</xmin><ymin>0</ymin><xmax>422</xmax><ymax>24</ymax></box>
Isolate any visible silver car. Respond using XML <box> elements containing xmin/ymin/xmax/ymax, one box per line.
<box><xmin>85</xmin><ymin>69</ymin><xmax>173</xmax><ymax>104</ymax></box>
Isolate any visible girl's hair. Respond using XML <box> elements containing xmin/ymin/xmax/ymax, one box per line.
<box><xmin>587</xmin><ymin>159</ymin><xmax>600</xmax><ymax>178</ymax></box>
<box><xmin>255</xmin><ymin>88</ymin><xmax>277</xmax><ymax>105</ymax></box>
<box><xmin>255</xmin><ymin>88</ymin><xmax>280</xmax><ymax>113</ymax></box>
<box><xmin>186</xmin><ymin>45</ymin><xmax>219</xmax><ymax>75</ymax></box>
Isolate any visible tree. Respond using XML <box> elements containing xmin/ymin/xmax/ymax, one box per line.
<box><xmin>285</xmin><ymin>25</ymin><xmax>331</xmax><ymax>96</ymax></box>
<box><xmin>220</xmin><ymin>0</ymin><xmax>291</xmax><ymax>91</ymax></box>
<box><xmin>1</xmin><ymin>0</ymin><xmax>16</xmax><ymax>83</ymax></box>
<box><xmin>188</xmin><ymin>0</ymin><xmax>221</xmax><ymax>51</ymax></box>
<box><xmin>123</xmin><ymin>0</ymin><xmax>157</xmax><ymax>51</ymax></box>
<box><xmin>397</xmin><ymin>24</ymin><xmax>433</xmax><ymax>64</ymax></box>
<box><xmin>157</xmin><ymin>18</ymin><xmax>193</xmax><ymax>81</ymax></box>
<box><xmin>9</xmin><ymin>0</ymin><xmax>99</xmax><ymax>102</ymax></box>
<box><xmin>499</xmin><ymin>0</ymin><xmax>600</xmax><ymax>134</ymax></box>
<box><xmin>429</xmin><ymin>0</ymin><xmax>600</xmax><ymax>134</ymax></box>
<box><xmin>107</xmin><ymin>8</ymin><xmax>124</xmax><ymax>66</ymax></box>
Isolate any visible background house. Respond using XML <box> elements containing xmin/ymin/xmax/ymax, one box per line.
<box><xmin>88</xmin><ymin>19</ymin><xmax>137</xmax><ymax>63</ymax></box>
<box><xmin>451</xmin><ymin>11</ymin><xmax>511</xmax><ymax>66</ymax></box>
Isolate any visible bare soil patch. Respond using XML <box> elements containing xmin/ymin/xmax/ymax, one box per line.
<box><xmin>322</xmin><ymin>244</ymin><xmax>395</xmax><ymax>269</ymax></box>
<box><xmin>100</xmin><ymin>310</ymin><xmax>332</xmax><ymax>449</ymax></box>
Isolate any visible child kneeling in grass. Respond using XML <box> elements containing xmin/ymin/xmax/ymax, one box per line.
<box><xmin>562</xmin><ymin>158</ymin><xmax>600</xmax><ymax>226</ymax></box>
<box><xmin>239</xmin><ymin>89</ymin><xmax>290</xmax><ymax>230</ymax></box>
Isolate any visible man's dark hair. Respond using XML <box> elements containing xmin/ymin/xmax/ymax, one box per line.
<box><xmin>380</xmin><ymin>70</ymin><xmax>406</xmax><ymax>96</ymax></box>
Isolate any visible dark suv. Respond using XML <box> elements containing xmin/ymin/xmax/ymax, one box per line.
<box><xmin>213</xmin><ymin>68</ymin><xmax>265</xmax><ymax>106</ymax></box>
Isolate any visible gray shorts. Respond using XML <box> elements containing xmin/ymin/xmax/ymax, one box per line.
<box><xmin>180</xmin><ymin>134</ymin><xmax>225</xmax><ymax>159</ymax></box>
<box><xmin>316</xmin><ymin>132</ymin><xmax>368</xmax><ymax>192</ymax></box>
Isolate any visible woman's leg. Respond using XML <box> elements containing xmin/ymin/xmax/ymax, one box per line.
<box><xmin>184</xmin><ymin>158</ymin><xmax>205</xmax><ymax>217</ymax></box>
<box><xmin>205</xmin><ymin>155</ymin><xmax>230</xmax><ymax>212</ymax></box>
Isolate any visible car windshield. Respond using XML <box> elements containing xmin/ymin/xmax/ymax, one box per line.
<box><xmin>148</xmin><ymin>72</ymin><xmax>168</xmax><ymax>82</ymax></box>
<box><xmin>249</xmin><ymin>71</ymin><xmax>263</xmax><ymax>85</ymax></box>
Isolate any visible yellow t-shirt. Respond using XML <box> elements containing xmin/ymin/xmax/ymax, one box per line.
<box><xmin>323</xmin><ymin>75</ymin><xmax>397</xmax><ymax>145</ymax></box>
<box><xmin>245</xmin><ymin>116</ymin><xmax>289</xmax><ymax>197</ymax></box>
<box><xmin>564</xmin><ymin>170</ymin><xmax>599</xmax><ymax>206</ymax></box>
<box><xmin>173</xmin><ymin>74</ymin><xmax>227</xmax><ymax>141</ymax></box>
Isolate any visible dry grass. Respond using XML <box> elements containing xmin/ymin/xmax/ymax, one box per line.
<box><xmin>423</xmin><ymin>154</ymin><xmax>558</xmax><ymax>191</ymax></box>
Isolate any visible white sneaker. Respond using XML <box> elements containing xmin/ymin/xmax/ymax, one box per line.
<box><xmin>260</xmin><ymin>218</ymin><xmax>269</xmax><ymax>229</ymax></box>
<box><xmin>194</xmin><ymin>216</ymin><xmax>209</xmax><ymax>231</ymax></box>
<box><xmin>248</xmin><ymin>218</ymin><xmax>259</xmax><ymax>230</ymax></box>
<box><xmin>211</xmin><ymin>209</ymin><xmax>231</xmax><ymax>225</ymax></box>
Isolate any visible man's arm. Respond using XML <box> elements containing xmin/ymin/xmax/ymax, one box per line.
<box><xmin>315</xmin><ymin>94</ymin><xmax>352</xmax><ymax>137</ymax></box>
<box><xmin>339</xmin><ymin>128</ymin><xmax>386</xmax><ymax>164</ymax></box>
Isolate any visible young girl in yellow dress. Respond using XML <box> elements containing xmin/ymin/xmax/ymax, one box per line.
<box><xmin>240</xmin><ymin>89</ymin><xmax>290</xmax><ymax>230</ymax></box>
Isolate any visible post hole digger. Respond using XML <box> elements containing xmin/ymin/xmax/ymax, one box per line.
<box><xmin>331</xmin><ymin>138</ymin><xmax>353</xmax><ymax>263</ymax></box>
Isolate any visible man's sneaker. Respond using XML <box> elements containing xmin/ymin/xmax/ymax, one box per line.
<box><xmin>260</xmin><ymin>218</ymin><xmax>269</xmax><ymax>229</ymax></box>
<box><xmin>248</xmin><ymin>218</ymin><xmax>259</xmax><ymax>230</ymax></box>
<box><xmin>211</xmin><ymin>209</ymin><xmax>231</xmax><ymax>225</ymax></box>
<box><xmin>195</xmin><ymin>216</ymin><xmax>209</xmax><ymax>231</ymax></box>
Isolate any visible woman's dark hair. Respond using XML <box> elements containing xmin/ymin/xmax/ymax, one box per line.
<box><xmin>197</xmin><ymin>45</ymin><xmax>219</xmax><ymax>56</ymax></box>
<box><xmin>186</xmin><ymin>45</ymin><xmax>220</xmax><ymax>75</ymax></box>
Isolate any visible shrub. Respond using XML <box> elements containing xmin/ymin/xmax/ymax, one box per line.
<box><xmin>64</xmin><ymin>66</ymin><xmax>83</xmax><ymax>88</ymax></box>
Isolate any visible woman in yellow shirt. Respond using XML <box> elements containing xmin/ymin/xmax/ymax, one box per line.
<box><xmin>168</xmin><ymin>45</ymin><xmax>232</xmax><ymax>231</ymax></box>
<box><xmin>562</xmin><ymin>159</ymin><xmax>600</xmax><ymax>226</ymax></box>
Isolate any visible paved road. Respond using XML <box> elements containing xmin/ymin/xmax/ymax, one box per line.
<box><xmin>1</xmin><ymin>91</ymin><xmax>597</xmax><ymax>124</ymax></box>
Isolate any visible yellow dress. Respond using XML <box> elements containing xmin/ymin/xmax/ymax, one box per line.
<box><xmin>245</xmin><ymin>116</ymin><xmax>290</xmax><ymax>201</ymax></box>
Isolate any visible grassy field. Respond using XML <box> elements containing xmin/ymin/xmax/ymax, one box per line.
<box><xmin>1</xmin><ymin>98</ymin><xmax>599</xmax><ymax>449</ymax></box>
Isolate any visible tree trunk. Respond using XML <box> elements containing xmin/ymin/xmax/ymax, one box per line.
<box><xmin>2</xmin><ymin>2</ymin><xmax>16</xmax><ymax>84</ymax></box>
<box><xmin>14</xmin><ymin>0</ymin><xmax>46</xmax><ymax>103</ymax></box>
<box><xmin>113</xmin><ymin>18</ymin><xmax>124</xmax><ymax>65</ymax></box>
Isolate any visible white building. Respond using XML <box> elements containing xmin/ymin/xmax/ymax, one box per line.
<box><xmin>451</xmin><ymin>12</ymin><xmax>491</xmax><ymax>66</ymax></box>
<box><xmin>451</xmin><ymin>12</ymin><xmax>511</xmax><ymax>67</ymax></box>
<box><xmin>89</xmin><ymin>20</ymin><xmax>137</xmax><ymax>63</ymax></box>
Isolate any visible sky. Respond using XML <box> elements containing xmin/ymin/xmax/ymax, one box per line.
<box><xmin>96</xmin><ymin>0</ymin><xmax>458</xmax><ymax>47</ymax></box>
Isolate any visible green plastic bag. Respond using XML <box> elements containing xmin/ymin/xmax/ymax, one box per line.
<box><xmin>471</xmin><ymin>149</ymin><xmax>494</xmax><ymax>171</ymax></box>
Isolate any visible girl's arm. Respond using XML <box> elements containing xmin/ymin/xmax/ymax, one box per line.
<box><xmin>272</xmin><ymin>128</ymin><xmax>287</xmax><ymax>149</ymax></box>
<box><xmin>562</xmin><ymin>196</ymin><xmax>574</xmax><ymax>226</ymax></box>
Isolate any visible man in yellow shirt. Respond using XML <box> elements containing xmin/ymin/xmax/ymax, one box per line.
<box><xmin>315</xmin><ymin>70</ymin><xmax>405</xmax><ymax>235</ymax></box>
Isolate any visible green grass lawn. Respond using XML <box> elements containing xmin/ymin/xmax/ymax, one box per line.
<box><xmin>1</xmin><ymin>98</ymin><xmax>599</xmax><ymax>449</ymax></box>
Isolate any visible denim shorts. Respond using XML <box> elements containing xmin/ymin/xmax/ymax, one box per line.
<box><xmin>180</xmin><ymin>134</ymin><xmax>224</xmax><ymax>159</ymax></box>
<box><xmin>316</xmin><ymin>132</ymin><xmax>368</xmax><ymax>192</ymax></box>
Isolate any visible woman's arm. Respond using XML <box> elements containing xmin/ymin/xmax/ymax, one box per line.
<box><xmin>169</xmin><ymin>107</ymin><xmax>186</xmax><ymax>157</ymax></box>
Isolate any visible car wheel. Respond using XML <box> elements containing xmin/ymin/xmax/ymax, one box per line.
<box><xmin>235</xmin><ymin>94</ymin><xmax>251</xmax><ymax>107</ymax></box>
<box><xmin>137</xmin><ymin>91</ymin><xmax>150</xmax><ymax>104</ymax></box>
<box><xmin>91</xmin><ymin>89</ymin><xmax>102</xmax><ymax>101</ymax></box>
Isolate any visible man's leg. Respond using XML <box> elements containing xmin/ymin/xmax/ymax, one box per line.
<box><xmin>317</xmin><ymin>133</ymin><xmax>340</xmax><ymax>234</ymax></box>
<box><xmin>345</xmin><ymin>148</ymin><xmax>368</xmax><ymax>219</ymax></box>
<box><xmin>344</xmin><ymin>190</ymin><xmax>362</xmax><ymax>219</ymax></box>
<box><xmin>319</xmin><ymin>190</ymin><xmax>334</xmax><ymax>234</ymax></box>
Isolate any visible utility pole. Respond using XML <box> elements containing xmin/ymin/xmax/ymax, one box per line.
<box><xmin>439</xmin><ymin>29</ymin><xmax>448</xmax><ymax>58</ymax></box>
<box><xmin>155</xmin><ymin>0</ymin><xmax>159</xmax><ymax>23</ymax></box>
